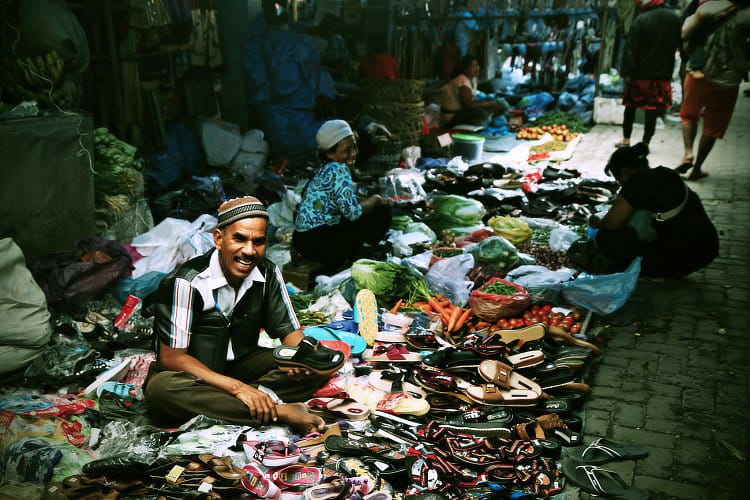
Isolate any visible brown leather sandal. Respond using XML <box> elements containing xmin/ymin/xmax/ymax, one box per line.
<box><xmin>514</xmin><ymin>413</ymin><xmax>582</xmax><ymax>446</ymax></box>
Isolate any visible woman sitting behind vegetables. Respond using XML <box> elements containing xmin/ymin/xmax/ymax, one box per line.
<box><xmin>585</xmin><ymin>143</ymin><xmax>718</xmax><ymax>278</ymax></box>
<box><xmin>440</xmin><ymin>55</ymin><xmax>505</xmax><ymax>127</ymax></box>
<box><xmin>293</xmin><ymin>120</ymin><xmax>392</xmax><ymax>274</ymax></box>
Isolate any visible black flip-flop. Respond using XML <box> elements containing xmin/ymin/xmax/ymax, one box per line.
<box><xmin>675</xmin><ymin>162</ymin><xmax>693</xmax><ymax>174</ymax></box>
<box><xmin>273</xmin><ymin>336</ymin><xmax>345</xmax><ymax>375</ymax></box>
<box><xmin>574</xmin><ymin>437</ymin><xmax>649</xmax><ymax>465</ymax></box>
<box><xmin>562</xmin><ymin>459</ymin><xmax>650</xmax><ymax>499</ymax></box>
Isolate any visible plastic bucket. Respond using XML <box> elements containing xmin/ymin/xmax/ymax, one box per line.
<box><xmin>452</xmin><ymin>134</ymin><xmax>485</xmax><ymax>163</ymax></box>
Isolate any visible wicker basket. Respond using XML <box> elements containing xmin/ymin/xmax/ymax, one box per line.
<box><xmin>468</xmin><ymin>278</ymin><xmax>531</xmax><ymax>322</ymax></box>
<box><xmin>361</xmin><ymin>79</ymin><xmax>425</xmax><ymax>104</ymax></box>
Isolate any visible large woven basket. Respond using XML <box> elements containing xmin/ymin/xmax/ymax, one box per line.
<box><xmin>361</xmin><ymin>79</ymin><xmax>425</xmax><ymax>104</ymax></box>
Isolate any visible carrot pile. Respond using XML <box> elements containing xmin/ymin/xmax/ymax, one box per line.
<box><xmin>389</xmin><ymin>294</ymin><xmax>472</xmax><ymax>334</ymax></box>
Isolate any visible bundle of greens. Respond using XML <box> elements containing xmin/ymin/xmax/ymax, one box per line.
<box><xmin>350</xmin><ymin>259</ymin><xmax>435</xmax><ymax>305</ymax></box>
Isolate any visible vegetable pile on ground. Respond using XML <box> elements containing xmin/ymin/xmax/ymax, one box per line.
<box><xmin>517</xmin><ymin>125</ymin><xmax>578</xmax><ymax>142</ymax></box>
<box><xmin>533</xmin><ymin>110</ymin><xmax>590</xmax><ymax>133</ymax></box>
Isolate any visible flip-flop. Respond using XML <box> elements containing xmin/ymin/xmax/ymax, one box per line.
<box><xmin>561</xmin><ymin>459</ymin><xmax>650</xmax><ymax>499</ymax></box>
<box><xmin>574</xmin><ymin>437</ymin><xmax>649</xmax><ymax>465</ymax></box>
<box><xmin>270</xmin><ymin>464</ymin><xmax>322</xmax><ymax>490</ymax></box>
<box><xmin>494</xmin><ymin>324</ymin><xmax>548</xmax><ymax>344</ymax></box>
<box><xmin>364</xmin><ymin>343</ymin><xmax>422</xmax><ymax>363</ymax></box>
<box><xmin>368</xmin><ymin>370</ymin><xmax>427</xmax><ymax>399</ymax></box>
<box><xmin>306</xmin><ymin>397</ymin><xmax>371</xmax><ymax>420</ymax></box>
<box><xmin>243</xmin><ymin>440</ymin><xmax>303</xmax><ymax>467</ymax></box>
<box><xmin>296</xmin><ymin>424</ymin><xmax>343</xmax><ymax>449</ymax></box>
<box><xmin>675</xmin><ymin>161</ymin><xmax>693</xmax><ymax>173</ymax></box>
<box><xmin>355</xmin><ymin>289</ymin><xmax>379</xmax><ymax>346</ymax></box>
<box><xmin>374</xmin><ymin>393</ymin><xmax>430</xmax><ymax>417</ymax></box>
<box><xmin>303</xmin><ymin>475</ymin><xmax>372</xmax><ymax>500</ymax></box>
<box><xmin>305</xmin><ymin>326</ymin><xmax>367</xmax><ymax>356</ymax></box>
<box><xmin>687</xmin><ymin>171</ymin><xmax>709</xmax><ymax>181</ymax></box>
<box><xmin>478</xmin><ymin>360</ymin><xmax>542</xmax><ymax>395</ymax></box>
<box><xmin>464</xmin><ymin>384</ymin><xmax>540</xmax><ymax>407</ymax></box>
<box><xmin>197</xmin><ymin>454</ymin><xmax>245</xmax><ymax>481</ymax></box>
<box><xmin>324</xmin><ymin>435</ymin><xmax>407</xmax><ymax>464</ymax></box>
<box><xmin>273</xmin><ymin>336</ymin><xmax>346</xmax><ymax>375</ymax></box>
<box><xmin>241</xmin><ymin>463</ymin><xmax>281</xmax><ymax>498</ymax></box>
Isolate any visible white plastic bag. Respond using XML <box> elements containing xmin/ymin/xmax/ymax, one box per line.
<box><xmin>266</xmin><ymin>244</ymin><xmax>292</xmax><ymax>270</ymax></box>
<box><xmin>549</xmin><ymin>226</ymin><xmax>580</xmax><ymax>252</ymax></box>
<box><xmin>506</xmin><ymin>265</ymin><xmax>576</xmax><ymax>303</ymax></box>
<box><xmin>201</xmin><ymin>119</ymin><xmax>241</xmax><ymax>167</ymax></box>
<box><xmin>425</xmin><ymin>253</ymin><xmax>475</xmax><ymax>307</ymax></box>
<box><xmin>131</xmin><ymin>215</ymin><xmax>217</xmax><ymax>277</ymax></box>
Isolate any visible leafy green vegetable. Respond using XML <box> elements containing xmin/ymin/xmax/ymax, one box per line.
<box><xmin>426</xmin><ymin>195</ymin><xmax>487</xmax><ymax>233</ymax></box>
<box><xmin>351</xmin><ymin>259</ymin><xmax>403</xmax><ymax>304</ymax></box>
<box><xmin>482</xmin><ymin>283</ymin><xmax>519</xmax><ymax>296</ymax></box>
<box><xmin>467</xmin><ymin>236</ymin><xmax>520</xmax><ymax>270</ymax></box>
<box><xmin>391</xmin><ymin>215</ymin><xmax>412</xmax><ymax>231</ymax></box>
<box><xmin>533</xmin><ymin>110</ymin><xmax>589</xmax><ymax>133</ymax></box>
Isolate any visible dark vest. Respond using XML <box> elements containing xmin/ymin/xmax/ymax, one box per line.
<box><xmin>153</xmin><ymin>251</ymin><xmax>274</xmax><ymax>374</ymax></box>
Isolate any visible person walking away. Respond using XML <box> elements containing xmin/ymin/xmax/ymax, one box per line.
<box><xmin>616</xmin><ymin>0</ymin><xmax>681</xmax><ymax>148</ymax></box>
<box><xmin>677</xmin><ymin>0</ymin><xmax>750</xmax><ymax>180</ymax></box>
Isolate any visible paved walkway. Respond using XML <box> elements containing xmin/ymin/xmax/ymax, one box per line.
<box><xmin>563</xmin><ymin>87</ymin><xmax>750</xmax><ymax>499</ymax></box>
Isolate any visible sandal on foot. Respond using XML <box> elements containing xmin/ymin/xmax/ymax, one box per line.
<box><xmin>273</xmin><ymin>336</ymin><xmax>346</xmax><ymax>375</ymax></box>
<box><xmin>561</xmin><ymin>459</ymin><xmax>649</xmax><ymax>499</ymax></box>
<box><xmin>675</xmin><ymin>161</ymin><xmax>693</xmax><ymax>174</ymax></box>
<box><xmin>355</xmin><ymin>289</ymin><xmax>379</xmax><ymax>346</ymax></box>
<box><xmin>574</xmin><ymin>437</ymin><xmax>649</xmax><ymax>464</ymax></box>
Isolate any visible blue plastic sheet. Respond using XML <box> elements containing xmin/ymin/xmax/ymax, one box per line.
<box><xmin>561</xmin><ymin>258</ymin><xmax>641</xmax><ymax>315</ymax></box>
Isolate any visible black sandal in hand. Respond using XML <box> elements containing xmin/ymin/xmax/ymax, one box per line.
<box><xmin>273</xmin><ymin>336</ymin><xmax>346</xmax><ymax>375</ymax></box>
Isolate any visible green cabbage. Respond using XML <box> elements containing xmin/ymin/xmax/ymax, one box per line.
<box><xmin>467</xmin><ymin>236</ymin><xmax>520</xmax><ymax>270</ymax></box>
<box><xmin>350</xmin><ymin>259</ymin><xmax>436</xmax><ymax>304</ymax></box>
<box><xmin>391</xmin><ymin>215</ymin><xmax>412</xmax><ymax>232</ymax></box>
<box><xmin>350</xmin><ymin>259</ymin><xmax>402</xmax><ymax>303</ymax></box>
<box><xmin>426</xmin><ymin>195</ymin><xmax>487</xmax><ymax>233</ymax></box>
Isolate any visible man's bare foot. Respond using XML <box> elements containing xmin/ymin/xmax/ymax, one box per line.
<box><xmin>277</xmin><ymin>403</ymin><xmax>326</xmax><ymax>434</ymax></box>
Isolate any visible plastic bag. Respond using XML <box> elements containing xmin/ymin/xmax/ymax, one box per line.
<box><xmin>466</xmin><ymin>236</ymin><xmax>520</xmax><ymax>270</ymax></box>
<box><xmin>131</xmin><ymin>214</ymin><xmax>216</xmax><ymax>278</ymax></box>
<box><xmin>266</xmin><ymin>244</ymin><xmax>292</xmax><ymax>270</ymax></box>
<box><xmin>549</xmin><ymin>226</ymin><xmax>580</xmax><ymax>252</ymax></box>
<box><xmin>201</xmin><ymin>118</ymin><xmax>241</xmax><ymax>167</ymax></box>
<box><xmin>379</xmin><ymin>168</ymin><xmax>427</xmax><ymax>204</ymax></box>
<box><xmin>561</xmin><ymin>258</ymin><xmax>641</xmax><ymax>315</ymax></box>
<box><xmin>468</xmin><ymin>277</ymin><xmax>531</xmax><ymax>321</ymax></box>
<box><xmin>96</xmin><ymin>419</ymin><xmax>162</xmax><ymax>462</ymax></box>
<box><xmin>112</xmin><ymin>271</ymin><xmax>167</xmax><ymax>303</ymax></box>
<box><xmin>505</xmin><ymin>265</ymin><xmax>576</xmax><ymax>303</ymax></box>
<box><xmin>425</xmin><ymin>253</ymin><xmax>475</xmax><ymax>307</ymax></box>
<box><xmin>31</xmin><ymin>239</ymin><xmax>134</xmax><ymax>313</ymax></box>
<box><xmin>267</xmin><ymin>190</ymin><xmax>301</xmax><ymax>228</ymax></box>
<box><xmin>314</xmin><ymin>268</ymin><xmax>352</xmax><ymax>296</ymax></box>
<box><xmin>404</xmin><ymin>222</ymin><xmax>437</xmax><ymax>243</ymax></box>
<box><xmin>455</xmin><ymin>228</ymin><xmax>495</xmax><ymax>249</ymax></box>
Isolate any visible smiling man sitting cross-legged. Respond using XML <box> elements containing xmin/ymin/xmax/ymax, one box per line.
<box><xmin>145</xmin><ymin>196</ymin><xmax>330</xmax><ymax>434</ymax></box>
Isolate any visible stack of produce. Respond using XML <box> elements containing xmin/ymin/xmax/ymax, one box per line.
<box><xmin>516</xmin><ymin>124</ymin><xmax>578</xmax><ymax>142</ymax></box>
<box><xmin>361</xmin><ymin>79</ymin><xmax>424</xmax><ymax>146</ymax></box>
<box><xmin>487</xmin><ymin>216</ymin><xmax>532</xmax><ymax>247</ymax></box>
<box><xmin>93</xmin><ymin>128</ymin><xmax>143</xmax><ymax>232</ymax></box>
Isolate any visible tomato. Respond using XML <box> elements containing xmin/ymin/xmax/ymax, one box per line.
<box><xmin>561</xmin><ymin>316</ymin><xmax>574</xmax><ymax>325</ymax></box>
<box><xmin>542</xmin><ymin>304</ymin><xmax>552</xmax><ymax>312</ymax></box>
<box><xmin>570</xmin><ymin>323</ymin><xmax>582</xmax><ymax>334</ymax></box>
<box><xmin>523</xmin><ymin>311</ymin><xmax>534</xmax><ymax>320</ymax></box>
<box><xmin>571</xmin><ymin>310</ymin><xmax>583</xmax><ymax>320</ymax></box>
<box><xmin>531</xmin><ymin>316</ymin><xmax>544</xmax><ymax>324</ymax></box>
<box><xmin>550</xmin><ymin>317</ymin><xmax>561</xmax><ymax>326</ymax></box>
<box><xmin>531</xmin><ymin>305</ymin><xmax>541</xmax><ymax>315</ymax></box>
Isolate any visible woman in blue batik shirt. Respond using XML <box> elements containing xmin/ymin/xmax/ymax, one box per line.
<box><xmin>292</xmin><ymin>120</ymin><xmax>391</xmax><ymax>273</ymax></box>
